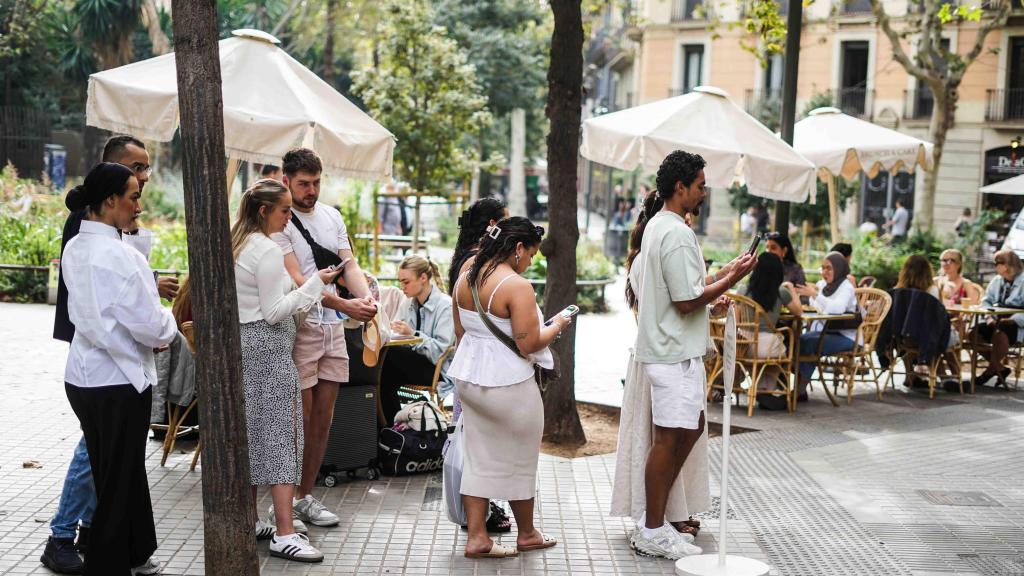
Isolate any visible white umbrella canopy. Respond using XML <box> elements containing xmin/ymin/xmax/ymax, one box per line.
<box><xmin>980</xmin><ymin>174</ymin><xmax>1024</xmax><ymax>195</ymax></box>
<box><xmin>794</xmin><ymin>107</ymin><xmax>933</xmax><ymax>179</ymax></box>
<box><xmin>87</xmin><ymin>29</ymin><xmax>395</xmax><ymax>180</ymax></box>
<box><xmin>580</xmin><ymin>86</ymin><xmax>816</xmax><ymax>202</ymax></box>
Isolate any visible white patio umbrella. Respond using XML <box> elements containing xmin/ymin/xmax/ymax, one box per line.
<box><xmin>794</xmin><ymin>107</ymin><xmax>933</xmax><ymax>243</ymax></box>
<box><xmin>580</xmin><ymin>86</ymin><xmax>817</xmax><ymax>203</ymax></box>
<box><xmin>980</xmin><ymin>174</ymin><xmax>1024</xmax><ymax>195</ymax></box>
<box><xmin>87</xmin><ymin>29</ymin><xmax>395</xmax><ymax>182</ymax></box>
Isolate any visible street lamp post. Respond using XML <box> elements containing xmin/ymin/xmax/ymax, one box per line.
<box><xmin>775</xmin><ymin>0</ymin><xmax>804</xmax><ymax>235</ymax></box>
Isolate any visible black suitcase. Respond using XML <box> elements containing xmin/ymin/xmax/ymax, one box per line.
<box><xmin>318</xmin><ymin>327</ymin><xmax>382</xmax><ymax>485</ymax></box>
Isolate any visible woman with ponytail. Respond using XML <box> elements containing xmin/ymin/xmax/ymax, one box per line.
<box><xmin>448</xmin><ymin>197</ymin><xmax>508</xmax><ymax>295</ymax></box>
<box><xmin>379</xmin><ymin>255</ymin><xmax>456</xmax><ymax>425</ymax></box>
<box><xmin>232</xmin><ymin>178</ymin><xmax>337</xmax><ymax>563</ymax></box>
<box><xmin>60</xmin><ymin>163</ymin><xmax>178</xmax><ymax>575</ymax></box>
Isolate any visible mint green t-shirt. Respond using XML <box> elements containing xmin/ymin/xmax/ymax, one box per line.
<box><xmin>633</xmin><ymin>210</ymin><xmax>709</xmax><ymax>363</ymax></box>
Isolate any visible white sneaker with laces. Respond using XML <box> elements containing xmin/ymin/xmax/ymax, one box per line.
<box><xmin>267</xmin><ymin>504</ymin><xmax>309</xmax><ymax>534</ymax></box>
<box><xmin>630</xmin><ymin>523</ymin><xmax>702</xmax><ymax>560</ymax></box>
<box><xmin>269</xmin><ymin>532</ymin><xmax>324</xmax><ymax>563</ymax></box>
<box><xmin>255</xmin><ymin>519</ymin><xmax>275</xmax><ymax>540</ymax></box>
<box><xmin>131</xmin><ymin>556</ymin><xmax>163</xmax><ymax>575</ymax></box>
<box><xmin>293</xmin><ymin>495</ymin><xmax>339</xmax><ymax>527</ymax></box>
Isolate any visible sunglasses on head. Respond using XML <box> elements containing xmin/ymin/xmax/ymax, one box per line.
<box><xmin>940</xmin><ymin>258</ymin><xmax>957</xmax><ymax>264</ymax></box>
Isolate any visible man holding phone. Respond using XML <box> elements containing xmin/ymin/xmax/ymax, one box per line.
<box><xmin>274</xmin><ymin>148</ymin><xmax>377</xmax><ymax>530</ymax></box>
<box><xmin>617</xmin><ymin>150</ymin><xmax>754</xmax><ymax>560</ymax></box>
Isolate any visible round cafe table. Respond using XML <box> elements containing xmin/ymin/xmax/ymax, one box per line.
<box><xmin>786</xmin><ymin>311</ymin><xmax>857</xmax><ymax>408</ymax></box>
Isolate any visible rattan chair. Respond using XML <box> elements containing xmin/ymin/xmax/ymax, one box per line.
<box><xmin>811</xmin><ymin>288</ymin><xmax>892</xmax><ymax>403</ymax></box>
<box><xmin>706</xmin><ymin>293</ymin><xmax>795</xmax><ymax>416</ymax></box>
<box><xmin>396</xmin><ymin>345</ymin><xmax>456</xmax><ymax>414</ymax></box>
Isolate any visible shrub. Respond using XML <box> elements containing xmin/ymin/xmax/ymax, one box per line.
<box><xmin>523</xmin><ymin>239</ymin><xmax>617</xmax><ymax>313</ymax></box>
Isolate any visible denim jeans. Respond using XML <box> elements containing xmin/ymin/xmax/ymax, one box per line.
<box><xmin>798</xmin><ymin>331</ymin><xmax>856</xmax><ymax>379</ymax></box>
<box><xmin>50</xmin><ymin>435</ymin><xmax>96</xmax><ymax>539</ymax></box>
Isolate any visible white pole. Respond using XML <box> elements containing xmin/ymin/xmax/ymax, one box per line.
<box><xmin>719</xmin><ymin>361</ymin><xmax>731</xmax><ymax>567</ymax></box>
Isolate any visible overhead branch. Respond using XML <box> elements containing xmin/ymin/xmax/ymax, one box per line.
<box><xmin>959</xmin><ymin>0</ymin><xmax>1010</xmax><ymax>73</ymax></box>
<box><xmin>871</xmin><ymin>0</ymin><xmax>932</xmax><ymax>81</ymax></box>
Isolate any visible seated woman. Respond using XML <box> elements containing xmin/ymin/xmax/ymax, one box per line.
<box><xmin>895</xmin><ymin>255</ymin><xmax>960</xmax><ymax>385</ymax></box>
<box><xmin>794</xmin><ymin>252</ymin><xmax>860</xmax><ymax>400</ymax></box>
<box><xmin>765</xmin><ymin>232</ymin><xmax>806</xmax><ymax>286</ymax></box>
<box><xmin>936</xmin><ymin>249</ymin><xmax>981</xmax><ymax>306</ymax></box>
<box><xmin>380</xmin><ymin>255</ymin><xmax>455</xmax><ymax>426</ymax></box>
<box><xmin>739</xmin><ymin>252</ymin><xmax>802</xmax><ymax>410</ymax></box>
<box><xmin>829</xmin><ymin>242</ymin><xmax>858</xmax><ymax>287</ymax></box>
<box><xmin>970</xmin><ymin>249</ymin><xmax>1024</xmax><ymax>386</ymax></box>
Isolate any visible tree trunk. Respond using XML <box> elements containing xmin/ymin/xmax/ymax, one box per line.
<box><xmin>141</xmin><ymin>0</ymin><xmax>172</xmax><ymax>56</ymax></box>
<box><xmin>171</xmin><ymin>1</ymin><xmax>259</xmax><ymax>573</ymax></box>
<box><xmin>541</xmin><ymin>0</ymin><xmax>585</xmax><ymax>444</ymax></box>
<box><xmin>921</xmin><ymin>82</ymin><xmax>955</xmax><ymax>232</ymax></box>
<box><xmin>323</xmin><ymin>0</ymin><xmax>337</xmax><ymax>84</ymax></box>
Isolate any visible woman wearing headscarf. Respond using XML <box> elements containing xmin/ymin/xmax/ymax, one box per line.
<box><xmin>793</xmin><ymin>251</ymin><xmax>859</xmax><ymax>400</ymax></box>
<box><xmin>60</xmin><ymin>163</ymin><xmax>178</xmax><ymax>575</ymax></box>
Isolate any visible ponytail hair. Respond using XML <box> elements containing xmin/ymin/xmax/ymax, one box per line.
<box><xmin>625</xmin><ymin>150</ymin><xmax>706</xmax><ymax>311</ymax></box>
<box><xmin>467</xmin><ymin>216</ymin><xmax>544</xmax><ymax>288</ymax></box>
<box><xmin>449</xmin><ymin>197</ymin><xmax>507</xmax><ymax>293</ymax></box>
<box><xmin>400</xmin><ymin>254</ymin><xmax>445</xmax><ymax>293</ymax></box>
<box><xmin>230</xmin><ymin>178</ymin><xmax>289</xmax><ymax>260</ymax></box>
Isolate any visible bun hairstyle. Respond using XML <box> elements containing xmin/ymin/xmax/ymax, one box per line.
<box><xmin>467</xmin><ymin>216</ymin><xmax>544</xmax><ymax>287</ymax></box>
<box><xmin>65</xmin><ymin>162</ymin><xmax>135</xmax><ymax>214</ymax></box>
<box><xmin>625</xmin><ymin>150</ymin><xmax>706</xmax><ymax>310</ymax></box>
<box><xmin>400</xmin><ymin>254</ymin><xmax>445</xmax><ymax>293</ymax></box>
<box><xmin>448</xmin><ymin>197</ymin><xmax>507</xmax><ymax>294</ymax></box>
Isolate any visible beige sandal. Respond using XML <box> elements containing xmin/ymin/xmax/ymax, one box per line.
<box><xmin>465</xmin><ymin>542</ymin><xmax>518</xmax><ymax>558</ymax></box>
<box><xmin>517</xmin><ymin>532</ymin><xmax>558</xmax><ymax>552</ymax></box>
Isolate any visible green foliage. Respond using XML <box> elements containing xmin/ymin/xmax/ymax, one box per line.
<box><xmin>726</xmin><ymin>183</ymin><xmax>771</xmax><ymax>215</ymax></box>
<box><xmin>953</xmin><ymin>209</ymin><xmax>1004</xmax><ymax>275</ymax></box>
<box><xmin>523</xmin><ymin>239</ymin><xmax>616</xmax><ymax>313</ymax></box>
<box><xmin>0</xmin><ymin>165</ymin><xmax>65</xmax><ymax>301</ymax></box>
<box><xmin>352</xmin><ymin>0</ymin><xmax>492</xmax><ymax>195</ymax></box>
<box><xmin>336</xmin><ymin>183</ymin><xmax>373</xmax><ymax>259</ymax></box>
<box><xmin>435</xmin><ymin>213</ymin><xmax>459</xmax><ymax>247</ymax></box>
<box><xmin>739</xmin><ymin>0</ymin><xmax>787</xmax><ymax>64</ymax></box>
<box><xmin>801</xmin><ymin>91</ymin><xmax>834</xmax><ymax>117</ymax></box>
<box><xmin>148</xmin><ymin>223</ymin><xmax>188</xmax><ymax>271</ymax></box>
<box><xmin>791</xmin><ymin>178</ymin><xmax>858</xmax><ymax>229</ymax></box>
<box><xmin>847</xmin><ymin>228</ymin><xmax>945</xmax><ymax>290</ymax></box>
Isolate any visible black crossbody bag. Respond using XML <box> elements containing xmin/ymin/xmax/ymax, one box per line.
<box><xmin>290</xmin><ymin>213</ymin><xmax>343</xmax><ymax>270</ymax></box>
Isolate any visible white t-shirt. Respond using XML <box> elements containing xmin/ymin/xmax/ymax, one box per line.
<box><xmin>272</xmin><ymin>202</ymin><xmax>351</xmax><ymax>324</ymax></box>
<box><xmin>891</xmin><ymin>206</ymin><xmax>909</xmax><ymax>236</ymax></box>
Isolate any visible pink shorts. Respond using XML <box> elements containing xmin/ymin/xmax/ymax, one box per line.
<box><xmin>293</xmin><ymin>320</ymin><xmax>349</xmax><ymax>390</ymax></box>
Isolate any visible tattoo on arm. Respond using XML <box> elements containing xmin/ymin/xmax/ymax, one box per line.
<box><xmin>514</xmin><ymin>332</ymin><xmax>528</xmax><ymax>340</ymax></box>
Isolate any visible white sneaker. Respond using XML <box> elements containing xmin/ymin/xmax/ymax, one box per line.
<box><xmin>630</xmin><ymin>523</ymin><xmax>702</xmax><ymax>559</ymax></box>
<box><xmin>267</xmin><ymin>504</ymin><xmax>309</xmax><ymax>534</ymax></box>
<box><xmin>255</xmin><ymin>519</ymin><xmax>275</xmax><ymax>540</ymax></box>
<box><xmin>269</xmin><ymin>532</ymin><xmax>324</xmax><ymax>563</ymax></box>
<box><xmin>293</xmin><ymin>495</ymin><xmax>339</xmax><ymax>527</ymax></box>
<box><xmin>131</xmin><ymin>556</ymin><xmax>163</xmax><ymax>575</ymax></box>
<box><xmin>638</xmin><ymin>512</ymin><xmax>695</xmax><ymax>543</ymax></box>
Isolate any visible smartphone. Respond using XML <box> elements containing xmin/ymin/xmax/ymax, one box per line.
<box><xmin>746</xmin><ymin>233</ymin><xmax>762</xmax><ymax>256</ymax></box>
<box><xmin>544</xmin><ymin>305</ymin><xmax>580</xmax><ymax>326</ymax></box>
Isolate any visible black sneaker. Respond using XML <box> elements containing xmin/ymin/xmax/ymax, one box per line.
<box><xmin>75</xmin><ymin>526</ymin><xmax>89</xmax><ymax>555</ymax></box>
<box><xmin>40</xmin><ymin>536</ymin><xmax>83</xmax><ymax>574</ymax></box>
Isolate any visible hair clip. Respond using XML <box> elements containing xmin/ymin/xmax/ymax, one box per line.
<box><xmin>486</xmin><ymin>225</ymin><xmax>502</xmax><ymax>240</ymax></box>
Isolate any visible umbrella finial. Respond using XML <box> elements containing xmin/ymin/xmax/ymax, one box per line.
<box><xmin>808</xmin><ymin>107</ymin><xmax>842</xmax><ymax>116</ymax></box>
<box><xmin>693</xmin><ymin>86</ymin><xmax>729</xmax><ymax>98</ymax></box>
<box><xmin>232</xmin><ymin>29</ymin><xmax>281</xmax><ymax>45</ymax></box>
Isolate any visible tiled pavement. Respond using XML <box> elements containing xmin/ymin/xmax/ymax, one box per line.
<box><xmin>5</xmin><ymin>301</ymin><xmax>1024</xmax><ymax>575</ymax></box>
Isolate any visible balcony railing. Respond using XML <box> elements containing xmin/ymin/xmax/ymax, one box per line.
<box><xmin>903</xmin><ymin>89</ymin><xmax>934</xmax><ymax>120</ymax></box>
<box><xmin>744</xmin><ymin>89</ymin><xmax>783</xmax><ymax>114</ymax></box>
<box><xmin>840</xmin><ymin>0</ymin><xmax>873</xmax><ymax>13</ymax></box>
<box><xmin>836</xmin><ymin>87</ymin><xmax>873</xmax><ymax>118</ymax></box>
<box><xmin>671</xmin><ymin>0</ymin><xmax>705</xmax><ymax>21</ymax></box>
<box><xmin>986</xmin><ymin>89</ymin><xmax>1024</xmax><ymax>122</ymax></box>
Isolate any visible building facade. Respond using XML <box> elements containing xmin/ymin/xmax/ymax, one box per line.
<box><xmin>585</xmin><ymin>0</ymin><xmax>1024</xmax><ymax>241</ymax></box>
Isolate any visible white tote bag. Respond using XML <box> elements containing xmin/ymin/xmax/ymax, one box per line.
<box><xmin>442</xmin><ymin>415</ymin><xmax>468</xmax><ymax>525</ymax></box>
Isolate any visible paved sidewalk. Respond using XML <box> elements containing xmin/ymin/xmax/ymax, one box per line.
<box><xmin>5</xmin><ymin>301</ymin><xmax>1024</xmax><ymax>575</ymax></box>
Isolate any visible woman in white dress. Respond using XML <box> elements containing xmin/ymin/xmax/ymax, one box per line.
<box><xmin>449</xmin><ymin>217</ymin><xmax>572</xmax><ymax>558</ymax></box>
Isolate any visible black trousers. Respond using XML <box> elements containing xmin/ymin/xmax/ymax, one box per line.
<box><xmin>65</xmin><ymin>383</ymin><xmax>157</xmax><ymax>576</ymax></box>
<box><xmin>379</xmin><ymin>347</ymin><xmax>437</xmax><ymax>426</ymax></box>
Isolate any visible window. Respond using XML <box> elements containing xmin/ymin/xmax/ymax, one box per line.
<box><xmin>764</xmin><ymin>53</ymin><xmax>784</xmax><ymax>98</ymax></box>
<box><xmin>672</xmin><ymin>0</ymin><xmax>704</xmax><ymax>20</ymax></box>
<box><xmin>682</xmin><ymin>45</ymin><xmax>704</xmax><ymax>94</ymax></box>
<box><xmin>1008</xmin><ymin>37</ymin><xmax>1024</xmax><ymax>120</ymax></box>
<box><xmin>860</xmin><ymin>170</ymin><xmax>915</xmax><ymax>228</ymax></box>
<box><xmin>843</xmin><ymin>0</ymin><xmax>873</xmax><ymax>13</ymax></box>
<box><xmin>839</xmin><ymin>41</ymin><xmax>869</xmax><ymax>116</ymax></box>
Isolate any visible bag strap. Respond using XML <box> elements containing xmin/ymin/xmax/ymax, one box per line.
<box><xmin>289</xmin><ymin>213</ymin><xmax>324</xmax><ymax>254</ymax></box>
<box><xmin>469</xmin><ymin>281</ymin><xmax>527</xmax><ymax>360</ymax></box>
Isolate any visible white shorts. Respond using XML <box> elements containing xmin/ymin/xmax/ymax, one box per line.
<box><xmin>644</xmin><ymin>358</ymin><xmax>706</xmax><ymax>429</ymax></box>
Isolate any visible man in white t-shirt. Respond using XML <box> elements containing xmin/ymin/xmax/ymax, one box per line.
<box><xmin>884</xmin><ymin>199</ymin><xmax>910</xmax><ymax>241</ymax></box>
<box><xmin>628</xmin><ymin>150</ymin><xmax>754</xmax><ymax>560</ymax></box>
<box><xmin>272</xmin><ymin>148</ymin><xmax>378</xmax><ymax>529</ymax></box>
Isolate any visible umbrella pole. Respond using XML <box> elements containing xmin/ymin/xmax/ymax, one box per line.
<box><xmin>225</xmin><ymin>157</ymin><xmax>241</xmax><ymax>196</ymax></box>
<box><xmin>827</xmin><ymin>172</ymin><xmax>840</xmax><ymax>244</ymax></box>
<box><xmin>373</xmin><ymin>187</ymin><xmax>380</xmax><ymax>275</ymax></box>
<box><xmin>413</xmin><ymin>191</ymin><xmax>422</xmax><ymax>253</ymax></box>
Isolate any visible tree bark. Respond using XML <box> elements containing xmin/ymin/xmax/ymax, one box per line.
<box><xmin>541</xmin><ymin>0</ymin><xmax>585</xmax><ymax>444</ymax></box>
<box><xmin>323</xmin><ymin>0</ymin><xmax>337</xmax><ymax>84</ymax></box>
<box><xmin>141</xmin><ymin>0</ymin><xmax>171</xmax><ymax>56</ymax></box>
<box><xmin>171</xmin><ymin>1</ymin><xmax>259</xmax><ymax>573</ymax></box>
<box><xmin>919</xmin><ymin>82</ymin><xmax>955</xmax><ymax>231</ymax></box>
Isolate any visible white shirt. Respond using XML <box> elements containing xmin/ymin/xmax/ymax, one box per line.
<box><xmin>740</xmin><ymin>211</ymin><xmax>757</xmax><ymax>234</ymax></box>
<box><xmin>235</xmin><ymin>233</ymin><xmax>325</xmax><ymax>325</ymax></box>
<box><xmin>811</xmin><ymin>279</ymin><xmax>859</xmax><ymax>341</ymax></box>
<box><xmin>891</xmin><ymin>206</ymin><xmax>909</xmax><ymax>236</ymax></box>
<box><xmin>62</xmin><ymin>220</ymin><xmax>178</xmax><ymax>392</ymax></box>
<box><xmin>272</xmin><ymin>202</ymin><xmax>351</xmax><ymax>324</ymax></box>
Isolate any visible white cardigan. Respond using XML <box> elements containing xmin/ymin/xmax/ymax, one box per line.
<box><xmin>235</xmin><ymin>233</ymin><xmax>324</xmax><ymax>325</ymax></box>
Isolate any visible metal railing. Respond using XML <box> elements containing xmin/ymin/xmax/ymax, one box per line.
<box><xmin>986</xmin><ymin>88</ymin><xmax>1024</xmax><ymax>122</ymax></box>
<box><xmin>903</xmin><ymin>88</ymin><xmax>934</xmax><ymax>120</ymax></box>
<box><xmin>840</xmin><ymin>0</ymin><xmax>873</xmax><ymax>14</ymax></box>
<box><xmin>836</xmin><ymin>87</ymin><xmax>873</xmax><ymax>118</ymax></box>
<box><xmin>671</xmin><ymin>0</ymin><xmax>705</xmax><ymax>20</ymax></box>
